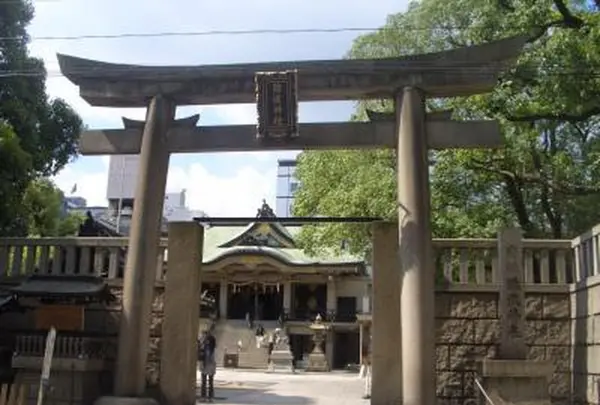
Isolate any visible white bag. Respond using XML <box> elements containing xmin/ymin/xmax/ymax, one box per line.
<box><xmin>256</xmin><ymin>335</ymin><xmax>264</xmax><ymax>349</ymax></box>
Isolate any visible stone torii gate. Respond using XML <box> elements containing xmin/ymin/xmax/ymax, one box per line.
<box><xmin>58</xmin><ymin>34</ymin><xmax>526</xmax><ymax>405</ymax></box>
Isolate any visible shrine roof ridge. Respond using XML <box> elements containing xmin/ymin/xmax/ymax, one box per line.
<box><xmin>57</xmin><ymin>35</ymin><xmax>528</xmax><ymax>107</ymax></box>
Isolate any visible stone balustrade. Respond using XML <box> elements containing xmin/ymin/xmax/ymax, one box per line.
<box><xmin>0</xmin><ymin>235</ymin><xmax>574</xmax><ymax>285</ymax></box>
<box><xmin>435</xmin><ymin>238</ymin><xmax>573</xmax><ymax>284</ymax></box>
<box><xmin>0</xmin><ymin>237</ymin><xmax>167</xmax><ymax>281</ymax></box>
<box><xmin>570</xmin><ymin>223</ymin><xmax>600</xmax><ymax>282</ymax></box>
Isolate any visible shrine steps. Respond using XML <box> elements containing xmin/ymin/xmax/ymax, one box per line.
<box><xmin>199</xmin><ymin>319</ymin><xmax>274</xmax><ymax>369</ymax></box>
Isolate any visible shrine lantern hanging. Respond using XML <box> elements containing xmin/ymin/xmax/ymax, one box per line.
<box><xmin>255</xmin><ymin>70</ymin><xmax>299</xmax><ymax>140</ymax></box>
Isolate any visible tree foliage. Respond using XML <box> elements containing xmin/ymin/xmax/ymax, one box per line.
<box><xmin>0</xmin><ymin>122</ymin><xmax>32</xmax><ymax>235</ymax></box>
<box><xmin>22</xmin><ymin>178</ymin><xmax>83</xmax><ymax>237</ymax></box>
<box><xmin>22</xmin><ymin>178</ymin><xmax>62</xmax><ymax>237</ymax></box>
<box><xmin>57</xmin><ymin>212</ymin><xmax>84</xmax><ymax>237</ymax></box>
<box><xmin>0</xmin><ymin>0</ymin><xmax>83</xmax><ymax>235</ymax></box>
<box><xmin>294</xmin><ymin>0</ymin><xmax>600</xmax><ymax>255</ymax></box>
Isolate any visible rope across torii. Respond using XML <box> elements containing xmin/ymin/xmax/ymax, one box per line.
<box><xmin>193</xmin><ymin>215</ymin><xmax>382</xmax><ymax>226</ymax></box>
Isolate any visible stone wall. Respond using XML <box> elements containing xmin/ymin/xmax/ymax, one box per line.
<box><xmin>0</xmin><ymin>282</ymin><xmax>574</xmax><ymax>400</ymax></box>
<box><xmin>107</xmin><ymin>284</ymin><xmax>165</xmax><ymax>388</ymax></box>
<box><xmin>571</xmin><ymin>275</ymin><xmax>600</xmax><ymax>405</ymax></box>
<box><xmin>436</xmin><ymin>286</ymin><xmax>571</xmax><ymax>405</ymax></box>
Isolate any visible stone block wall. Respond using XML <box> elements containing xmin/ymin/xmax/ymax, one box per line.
<box><xmin>0</xmin><ymin>281</ymin><xmax>574</xmax><ymax>401</ymax></box>
<box><xmin>107</xmin><ymin>285</ymin><xmax>165</xmax><ymax>388</ymax></box>
<box><xmin>571</xmin><ymin>275</ymin><xmax>600</xmax><ymax>405</ymax></box>
<box><xmin>436</xmin><ymin>287</ymin><xmax>571</xmax><ymax>405</ymax></box>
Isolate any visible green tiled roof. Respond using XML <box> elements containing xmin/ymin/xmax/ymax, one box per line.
<box><xmin>202</xmin><ymin>223</ymin><xmax>362</xmax><ymax>267</ymax></box>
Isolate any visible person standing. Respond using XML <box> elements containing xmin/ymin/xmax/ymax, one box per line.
<box><xmin>361</xmin><ymin>354</ymin><xmax>372</xmax><ymax>400</ymax></box>
<box><xmin>359</xmin><ymin>340</ymin><xmax>372</xmax><ymax>400</ymax></box>
<box><xmin>198</xmin><ymin>330</ymin><xmax>217</xmax><ymax>403</ymax></box>
<box><xmin>255</xmin><ymin>324</ymin><xmax>265</xmax><ymax>349</ymax></box>
<box><xmin>267</xmin><ymin>331</ymin><xmax>276</xmax><ymax>359</ymax></box>
<box><xmin>245</xmin><ymin>311</ymin><xmax>254</xmax><ymax>329</ymax></box>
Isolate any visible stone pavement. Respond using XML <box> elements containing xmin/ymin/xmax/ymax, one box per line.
<box><xmin>196</xmin><ymin>368</ymin><xmax>369</xmax><ymax>404</ymax></box>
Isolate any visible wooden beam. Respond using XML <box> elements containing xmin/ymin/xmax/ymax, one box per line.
<box><xmin>57</xmin><ymin>35</ymin><xmax>528</xmax><ymax>107</ymax></box>
<box><xmin>79</xmin><ymin>120</ymin><xmax>502</xmax><ymax>155</ymax></box>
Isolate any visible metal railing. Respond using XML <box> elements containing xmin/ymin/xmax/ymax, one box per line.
<box><xmin>14</xmin><ymin>333</ymin><xmax>117</xmax><ymax>359</ymax></box>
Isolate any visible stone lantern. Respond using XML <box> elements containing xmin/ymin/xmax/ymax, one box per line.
<box><xmin>306</xmin><ymin>313</ymin><xmax>330</xmax><ymax>372</ymax></box>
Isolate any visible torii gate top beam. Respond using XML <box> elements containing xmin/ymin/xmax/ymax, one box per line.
<box><xmin>57</xmin><ymin>35</ymin><xmax>527</xmax><ymax>107</ymax></box>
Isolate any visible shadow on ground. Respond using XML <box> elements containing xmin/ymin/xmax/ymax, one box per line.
<box><xmin>195</xmin><ymin>387</ymin><xmax>314</xmax><ymax>404</ymax></box>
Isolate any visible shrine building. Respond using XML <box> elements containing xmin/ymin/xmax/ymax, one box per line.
<box><xmin>197</xmin><ymin>203</ymin><xmax>371</xmax><ymax>370</ymax></box>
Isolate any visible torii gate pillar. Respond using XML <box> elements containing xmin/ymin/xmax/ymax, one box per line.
<box><xmin>396</xmin><ymin>87</ymin><xmax>436</xmax><ymax>405</ymax></box>
<box><xmin>115</xmin><ymin>95</ymin><xmax>175</xmax><ymax>396</ymax></box>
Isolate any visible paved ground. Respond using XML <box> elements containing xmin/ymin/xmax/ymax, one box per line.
<box><xmin>195</xmin><ymin>368</ymin><xmax>369</xmax><ymax>404</ymax></box>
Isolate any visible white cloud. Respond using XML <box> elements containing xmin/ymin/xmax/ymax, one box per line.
<box><xmin>167</xmin><ymin>163</ymin><xmax>276</xmax><ymax>217</ymax></box>
<box><xmin>53</xmin><ymin>160</ymin><xmax>110</xmax><ymax>207</ymax></box>
<box><xmin>53</xmin><ymin>157</ymin><xmax>277</xmax><ymax>216</ymax></box>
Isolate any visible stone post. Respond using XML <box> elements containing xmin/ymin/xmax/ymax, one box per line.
<box><xmin>478</xmin><ymin>227</ymin><xmax>553</xmax><ymax>405</ymax></box>
<box><xmin>497</xmin><ymin>227</ymin><xmax>527</xmax><ymax>359</ymax></box>
<box><xmin>115</xmin><ymin>95</ymin><xmax>175</xmax><ymax>396</ymax></box>
<box><xmin>219</xmin><ymin>280</ymin><xmax>228</xmax><ymax>319</ymax></box>
<box><xmin>396</xmin><ymin>88</ymin><xmax>436</xmax><ymax>405</ymax></box>
<box><xmin>160</xmin><ymin>222</ymin><xmax>204</xmax><ymax>405</ymax></box>
<box><xmin>371</xmin><ymin>221</ymin><xmax>402</xmax><ymax>404</ymax></box>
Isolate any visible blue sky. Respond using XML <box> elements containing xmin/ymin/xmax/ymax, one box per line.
<box><xmin>30</xmin><ymin>0</ymin><xmax>407</xmax><ymax>216</ymax></box>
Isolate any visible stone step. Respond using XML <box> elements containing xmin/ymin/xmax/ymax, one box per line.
<box><xmin>238</xmin><ymin>344</ymin><xmax>269</xmax><ymax>369</ymax></box>
<box><xmin>198</xmin><ymin>319</ymin><xmax>279</xmax><ymax>368</ymax></box>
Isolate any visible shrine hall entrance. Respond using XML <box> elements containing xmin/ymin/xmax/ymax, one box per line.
<box><xmin>333</xmin><ymin>331</ymin><xmax>360</xmax><ymax>369</ymax></box>
<box><xmin>227</xmin><ymin>283</ymin><xmax>283</xmax><ymax>321</ymax></box>
<box><xmin>292</xmin><ymin>283</ymin><xmax>327</xmax><ymax>320</ymax></box>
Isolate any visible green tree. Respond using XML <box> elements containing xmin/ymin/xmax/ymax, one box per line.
<box><xmin>22</xmin><ymin>178</ymin><xmax>63</xmax><ymax>236</ymax></box>
<box><xmin>57</xmin><ymin>212</ymin><xmax>84</xmax><ymax>236</ymax></box>
<box><xmin>0</xmin><ymin>122</ymin><xmax>32</xmax><ymax>235</ymax></box>
<box><xmin>22</xmin><ymin>178</ymin><xmax>84</xmax><ymax>237</ymax></box>
<box><xmin>294</xmin><ymin>0</ymin><xmax>600</xmax><ymax>255</ymax></box>
<box><xmin>0</xmin><ymin>0</ymin><xmax>83</xmax><ymax>235</ymax></box>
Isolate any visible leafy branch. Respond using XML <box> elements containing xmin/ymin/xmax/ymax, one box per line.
<box><xmin>506</xmin><ymin>106</ymin><xmax>600</xmax><ymax>123</ymax></box>
<box><xmin>466</xmin><ymin>157</ymin><xmax>600</xmax><ymax>196</ymax></box>
<box><xmin>527</xmin><ymin>0</ymin><xmax>584</xmax><ymax>43</ymax></box>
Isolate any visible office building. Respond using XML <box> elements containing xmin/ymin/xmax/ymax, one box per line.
<box><xmin>103</xmin><ymin>155</ymin><xmax>207</xmax><ymax>234</ymax></box>
<box><xmin>275</xmin><ymin>159</ymin><xmax>299</xmax><ymax>217</ymax></box>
